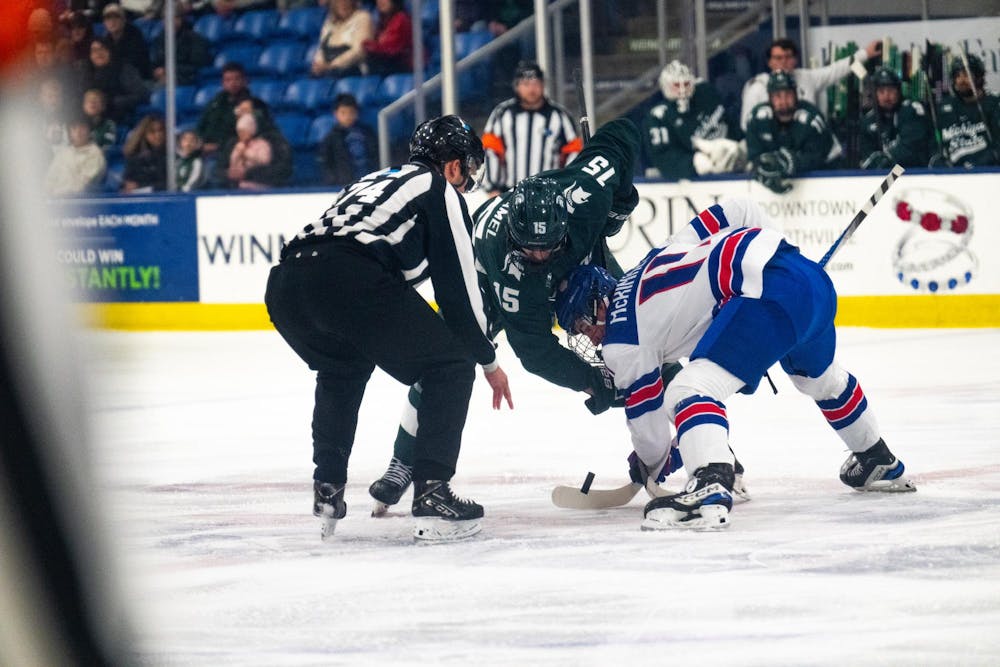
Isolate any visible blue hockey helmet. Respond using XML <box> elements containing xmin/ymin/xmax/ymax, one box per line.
<box><xmin>555</xmin><ymin>265</ymin><xmax>618</xmax><ymax>335</ymax></box>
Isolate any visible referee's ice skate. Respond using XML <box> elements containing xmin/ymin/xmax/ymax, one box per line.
<box><xmin>369</xmin><ymin>456</ymin><xmax>413</xmax><ymax>516</ymax></box>
<box><xmin>642</xmin><ymin>463</ymin><xmax>735</xmax><ymax>531</ymax></box>
<box><xmin>412</xmin><ymin>480</ymin><xmax>483</xmax><ymax>542</ymax></box>
<box><xmin>312</xmin><ymin>481</ymin><xmax>347</xmax><ymax>541</ymax></box>
<box><xmin>839</xmin><ymin>439</ymin><xmax>916</xmax><ymax>492</ymax></box>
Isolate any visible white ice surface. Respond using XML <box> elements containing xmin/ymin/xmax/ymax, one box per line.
<box><xmin>83</xmin><ymin>328</ymin><xmax>1000</xmax><ymax>666</ymax></box>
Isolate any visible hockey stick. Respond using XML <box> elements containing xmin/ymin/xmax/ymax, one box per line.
<box><xmin>818</xmin><ymin>163</ymin><xmax>905</xmax><ymax>268</ymax></box>
<box><xmin>573</xmin><ymin>67</ymin><xmax>592</xmax><ymax>143</ymax></box>
<box><xmin>551</xmin><ymin>475</ymin><xmax>669</xmax><ymax>510</ymax></box>
<box><xmin>954</xmin><ymin>45</ymin><xmax>1000</xmax><ymax>164</ymax></box>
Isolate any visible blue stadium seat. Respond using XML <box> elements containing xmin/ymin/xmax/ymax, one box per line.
<box><xmin>250</xmin><ymin>79</ymin><xmax>288</xmax><ymax>109</ymax></box>
<box><xmin>362</xmin><ymin>104</ymin><xmax>413</xmax><ymax>141</ymax></box>
<box><xmin>193</xmin><ymin>14</ymin><xmax>231</xmax><ymax>45</ymax></box>
<box><xmin>454</xmin><ymin>30</ymin><xmax>493</xmax><ymax>102</ymax></box>
<box><xmin>333</xmin><ymin>75</ymin><xmax>382</xmax><ymax>107</ymax></box>
<box><xmin>293</xmin><ymin>149</ymin><xmax>321</xmax><ymax>185</ymax></box>
<box><xmin>193</xmin><ymin>83</ymin><xmax>222</xmax><ymax>108</ymax></box>
<box><xmin>307</xmin><ymin>114</ymin><xmax>335</xmax><ymax>146</ymax></box>
<box><xmin>214</xmin><ymin>42</ymin><xmax>263</xmax><ymax>74</ymax></box>
<box><xmin>454</xmin><ymin>29</ymin><xmax>492</xmax><ymax>59</ymax></box>
<box><xmin>274</xmin><ymin>6</ymin><xmax>326</xmax><ymax>40</ymax></box>
<box><xmin>104</xmin><ymin>158</ymin><xmax>125</xmax><ymax>192</ymax></box>
<box><xmin>282</xmin><ymin>78</ymin><xmax>333</xmax><ymax>112</ymax></box>
<box><xmin>373</xmin><ymin>73</ymin><xmax>414</xmax><ymax>106</ymax></box>
<box><xmin>273</xmin><ymin>111</ymin><xmax>312</xmax><ymax>149</ymax></box>
<box><xmin>257</xmin><ymin>42</ymin><xmax>307</xmax><ymax>78</ymax></box>
<box><xmin>134</xmin><ymin>17</ymin><xmax>164</xmax><ymax>43</ymax></box>
<box><xmin>231</xmin><ymin>9</ymin><xmax>278</xmax><ymax>43</ymax></box>
<box><xmin>141</xmin><ymin>85</ymin><xmax>197</xmax><ymax>116</ymax></box>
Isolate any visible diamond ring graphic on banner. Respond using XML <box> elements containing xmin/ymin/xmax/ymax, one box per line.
<box><xmin>891</xmin><ymin>188</ymin><xmax>978</xmax><ymax>293</ymax></box>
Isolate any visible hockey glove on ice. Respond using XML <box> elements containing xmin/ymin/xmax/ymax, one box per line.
<box><xmin>584</xmin><ymin>364</ymin><xmax>625</xmax><ymax>415</ymax></box>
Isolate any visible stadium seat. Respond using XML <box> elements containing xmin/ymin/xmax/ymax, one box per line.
<box><xmin>193</xmin><ymin>83</ymin><xmax>222</xmax><ymax>108</ymax></box>
<box><xmin>373</xmin><ymin>73</ymin><xmax>414</xmax><ymax>106</ymax></box>
<box><xmin>231</xmin><ymin>9</ymin><xmax>278</xmax><ymax>43</ymax></box>
<box><xmin>214</xmin><ymin>42</ymin><xmax>263</xmax><ymax>74</ymax></box>
<box><xmin>273</xmin><ymin>111</ymin><xmax>312</xmax><ymax>149</ymax></box>
<box><xmin>454</xmin><ymin>29</ymin><xmax>492</xmax><ymax>59</ymax></box>
<box><xmin>140</xmin><ymin>85</ymin><xmax>197</xmax><ymax>116</ymax></box>
<box><xmin>333</xmin><ymin>76</ymin><xmax>382</xmax><ymax>107</ymax></box>
<box><xmin>250</xmin><ymin>79</ymin><xmax>288</xmax><ymax>109</ymax></box>
<box><xmin>282</xmin><ymin>78</ymin><xmax>334</xmax><ymax>112</ymax></box>
<box><xmin>193</xmin><ymin>14</ymin><xmax>231</xmax><ymax>45</ymax></box>
<box><xmin>307</xmin><ymin>114</ymin><xmax>336</xmax><ymax>146</ymax></box>
<box><xmin>104</xmin><ymin>158</ymin><xmax>125</xmax><ymax>192</ymax></box>
<box><xmin>257</xmin><ymin>42</ymin><xmax>307</xmax><ymax>78</ymax></box>
<box><xmin>293</xmin><ymin>149</ymin><xmax>321</xmax><ymax>186</ymax></box>
<box><xmin>134</xmin><ymin>17</ymin><xmax>165</xmax><ymax>43</ymax></box>
<box><xmin>274</xmin><ymin>6</ymin><xmax>326</xmax><ymax>40</ymax></box>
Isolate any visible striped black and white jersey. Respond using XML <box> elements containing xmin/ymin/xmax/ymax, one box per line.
<box><xmin>481</xmin><ymin>98</ymin><xmax>582</xmax><ymax>193</ymax></box>
<box><xmin>285</xmin><ymin>160</ymin><xmax>496</xmax><ymax>367</ymax></box>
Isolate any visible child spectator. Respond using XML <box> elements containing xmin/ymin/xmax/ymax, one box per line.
<box><xmin>176</xmin><ymin>129</ymin><xmax>206</xmax><ymax>191</ymax></box>
<box><xmin>122</xmin><ymin>114</ymin><xmax>167</xmax><ymax>193</ymax></box>
<box><xmin>223</xmin><ymin>112</ymin><xmax>276</xmax><ymax>190</ymax></box>
<box><xmin>311</xmin><ymin>0</ymin><xmax>373</xmax><ymax>78</ymax></box>
<box><xmin>46</xmin><ymin>115</ymin><xmax>108</xmax><ymax>195</ymax></box>
<box><xmin>318</xmin><ymin>92</ymin><xmax>377</xmax><ymax>186</ymax></box>
<box><xmin>82</xmin><ymin>88</ymin><xmax>118</xmax><ymax>151</ymax></box>
<box><xmin>363</xmin><ymin>0</ymin><xmax>412</xmax><ymax>76</ymax></box>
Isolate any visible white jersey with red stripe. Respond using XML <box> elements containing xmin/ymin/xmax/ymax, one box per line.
<box><xmin>601</xmin><ymin>197</ymin><xmax>784</xmax><ymax>457</ymax></box>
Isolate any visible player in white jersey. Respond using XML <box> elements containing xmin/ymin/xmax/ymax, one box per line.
<box><xmin>555</xmin><ymin>197</ymin><xmax>915</xmax><ymax>530</ymax></box>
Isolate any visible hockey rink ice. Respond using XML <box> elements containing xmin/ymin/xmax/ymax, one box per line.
<box><xmin>84</xmin><ymin>327</ymin><xmax>1000</xmax><ymax>665</ymax></box>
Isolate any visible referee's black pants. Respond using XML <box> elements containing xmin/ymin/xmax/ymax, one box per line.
<box><xmin>264</xmin><ymin>241</ymin><xmax>477</xmax><ymax>484</ymax></box>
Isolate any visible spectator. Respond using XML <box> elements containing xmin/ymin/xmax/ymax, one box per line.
<box><xmin>196</xmin><ymin>62</ymin><xmax>272</xmax><ymax>153</ymax></box>
<box><xmin>310</xmin><ymin>0</ymin><xmax>372</xmax><ymax>79</ymax></box>
<box><xmin>746</xmin><ymin>70</ymin><xmax>842</xmax><ymax>194</ymax></box>
<box><xmin>214</xmin><ymin>104</ymin><xmax>292</xmax><ymax>188</ymax></box>
<box><xmin>318</xmin><ymin>92</ymin><xmax>377</xmax><ymax>186</ymax></box>
<box><xmin>480</xmin><ymin>61</ymin><xmax>581</xmax><ymax>196</ymax></box>
<box><xmin>858</xmin><ymin>67</ymin><xmax>933</xmax><ymax>170</ymax></box>
<box><xmin>39</xmin><ymin>78</ymin><xmax>69</xmax><ymax>156</ymax></box>
<box><xmin>101</xmin><ymin>3</ymin><xmax>153</xmax><ymax>80</ymax></box>
<box><xmin>176</xmin><ymin>129</ymin><xmax>206</xmax><ymax>191</ymax></box>
<box><xmin>82</xmin><ymin>88</ymin><xmax>118</xmax><ymax>150</ymax></box>
<box><xmin>151</xmin><ymin>8</ymin><xmax>212</xmax><ymax>85</ymax></box>
<box><xmin>119</xmin><ymin>0</ymin><xmax>165</xmax><ymax>19</ymax></box>
<box><xmin>643</xmin><ymin>60</ymin><xmax>744</xmax><ymax>180</ymax></box>
<box><xmin>58</xmin><ymin>11</ymin><xmax>95</xmax><ymax>67</ymax></box>
<box><xmin>122</xmin><ymin>113</ymin><xmax>167</xmax><ymax>192</ymax></box>
<box><xmin>77</xmin><ymin>36</ymin><xmax>149</xmax><ymax>122</ymax></box>
<box><xmin>739</xmin><ymin>37</ymin><xmax>882</xmax><ymax>131</ymax></box>
<box><xmin>33</xmin><ymin>38</ymin><xmax>62</xmax><ymax>76</ymax></box>
<box><xmin>278</xmin><ymin>0</ymin><xmax>316</xmax><ymax>10</ymax></box>
<box><xmin>46</xmin><ymin>115</ymin><xmax>107</xmax><ymax>195</ymax></box>
<box><xmin>486</xmin><ymin>0</ymin><xmax>533</xmax><ymax>84</ymax></box>
<box><xmin>362</xmin><ymin>0</ymin><xmax>412</xmax><ymax>76</ymax></box>
<box><xmin>212</xmin><ymin>0</ymin><xmax>276</xmax><ymax>18</ymax></box>
<box><xmin>935</xmin><ymin>54</ymin><xmax>1000</xmax><ymax>168</ymax></box>
<box><xmin>454</xmin><ymin>1</ymin><xmax>487</xmax><ymax>33</ymax></box>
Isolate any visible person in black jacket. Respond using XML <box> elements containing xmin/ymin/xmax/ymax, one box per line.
<box><xmin>121</xmin><ymin>114</ymin><xmax>167</xmax><ymax>192</ymax></box>
<box><xmin>77</xmin><ymin>36</ymin><xmax>148</xmax><ymax>123</ymax></box>
<box><xmin>264</xmin><ymin>115</ymin><xmax>512</xmax><ymax>543</ymax></box>
<box><xmin>317</xmin><ymin>93</ymin><xmax>377</xmax><ymax>187</ymax></box>
<box><xmin>151</xmin><ymin>11</ymin><xmax>212</xmax><ymax>86</ymax></box>
<box><xmin>100</xmin><ymin>3</ymin><xmax>152</xmax><ymax>80</ymax></box>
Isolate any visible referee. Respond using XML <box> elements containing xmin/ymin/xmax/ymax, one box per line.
<box><xmin>264</xmin><ymin>115</ymin><xmax>512</xmax><ymax>542</ymax></box>
<box><xmin>481</xmin><ymin>61</ymin><xmax>582</xmax><ymax>196</ymax></box>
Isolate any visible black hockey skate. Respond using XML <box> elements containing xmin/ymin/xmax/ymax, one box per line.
<box><xmin>642</xmin><ymin>463</ymin><xmax>735</xmax><ymax>531</ymax></box>
<box><xmin>313</xmin><ymin>481</ymin><xmax>347</xmax><ymax>541</ymax></box>
<box><xmin>839</xmin><ymin>439</ymin><xmax>916</xmax><ymax>492</ymax></box>
<box><xmin>412</xmin><ymin>480</ymin><xmax>483</xmax><ymax>542</ymax></box>
<box><xmin>369</xmin><ymin>456</ymin><xmax>413</xmax><ymax>517</ymax></box>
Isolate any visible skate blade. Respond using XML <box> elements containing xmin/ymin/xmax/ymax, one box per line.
<box><xmin>319</xmin><ymin>517</ymin><xmax>340</xmax><ymax>541</ymax></box>
<box><xmin>641</xmin><ymin>504</ymin><xmax>731</xmax><ymax>531</ymax></box>
<box><xmin>413</xmin><ymin>517</ymin><xmax>482</xmax><ymax>542</ymax></box>
<box><xmin>855</xmin><ymin>477</ymin><xmax>917</xmax><ymax>493</ymax></box>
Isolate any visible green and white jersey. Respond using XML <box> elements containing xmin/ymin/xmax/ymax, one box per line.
<box><xmin>643</xmin><ymin>81</ymin><xmax>739</xmax><ymax>180</ymax></box>
<box><xmin>471</xmin><ymin>118</ymin><xmax>640</xmax><ymax>391</ymax></box>
<box><xmin>859</xmin><ymin>99</ymin><xmax>933</xmax><ymax>168</ymax></box>
<box><xmin>936</xmin><ymin>93</ymin><xmax>1000</xmax><ymax>167</ymax></box>
<box><xmin>746</xmin><ymin>100</ymin><xmax>841</xmax><ymax>173</ymax></box>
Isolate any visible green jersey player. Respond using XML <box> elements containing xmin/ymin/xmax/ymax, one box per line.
<box><xmin>935</xmin><ymin>54</ymin><xmax>1000</xmax><ymax>168</ymax></box>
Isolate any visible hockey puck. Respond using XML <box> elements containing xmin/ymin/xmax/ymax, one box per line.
<box><xmin>580</xmin><ymin>472</ymin><xmax>596</xmax><ymax>494</ymax></box>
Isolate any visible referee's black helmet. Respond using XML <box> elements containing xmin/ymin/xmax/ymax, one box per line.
<box><xmin>409</xmin><ymin>115</ymin><xmax>485</xmax><ymax>190</ymax></box>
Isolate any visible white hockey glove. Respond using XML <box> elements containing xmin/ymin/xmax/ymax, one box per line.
<box><xmin>692</xmin><ymin>137</ymin><xmax>744</xmax><ymax>173</ymax></box>
<box><xmin>692</xmin><ymin>150</ymin><xmax>714</xmax><ymax>175</ymax></box>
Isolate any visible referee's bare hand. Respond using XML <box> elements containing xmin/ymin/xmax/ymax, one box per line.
<box><xmin>484</xmin><ymin>366</ymin><xmax>513</xmax><ymax>410</ymax></box>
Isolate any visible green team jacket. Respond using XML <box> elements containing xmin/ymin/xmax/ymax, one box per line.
<box><xmin>472</xmin><ymin>118</ymin><xmax>640</xmax><ymax>392</ymax></box>
<box><xmin>859</xmin><ymin>99</ymin><xmax>933</xmax><ymax>168</ymax></box>
<box><xmin>746</xmin><ymin>100</ymin><xmax>840</xmax><ymax>173</ymax></box>
<box><xmin>642</xmin><ymin>81</ymin><xmax>740</xmax><ymax>180</ymax></box>
<box><xmin>936</xmin><ymin>93</ymin><xmax>1000</xmax><ymax>167</ymax></box>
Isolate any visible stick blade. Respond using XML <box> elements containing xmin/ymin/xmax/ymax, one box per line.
<box><xmin>551</xmin><ymin>483</ymin><xmax>642</xmax><ymax>509</ymax></box>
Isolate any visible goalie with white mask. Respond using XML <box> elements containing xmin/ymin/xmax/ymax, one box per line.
<box><xmin>556</xmin><ymin>197</ymin><xmax>915</xmax><ymax>531</ymax></box>
<box><xmin>643</xmin><ymin>60</ymin><xmax>744</xmax><ymax>180</ymax></box>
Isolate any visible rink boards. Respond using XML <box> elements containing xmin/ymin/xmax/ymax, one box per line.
<box><xmin>59</xmin><ymin>169</ymin><xmax>1000</xmax><ymax>329</ymax></box>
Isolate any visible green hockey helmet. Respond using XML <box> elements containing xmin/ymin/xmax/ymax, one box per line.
<box><xmin>950</xmin><ymin>53</ymin><xmax>985</xmax><ymax>80</ymax></box>
<box><xmin>767</xmin><ymin>69</ymin><xmax>797</xmax><ymax>94</ymax></box>
<box><xmin>870</xmin><ymin>67</ymin><xmax>901</xmax><ymax>90</ymax></box>
<box><xmin>508</xmin><ymin>176</ymin><xmax>569</xmax><ymax>256</ymax></box>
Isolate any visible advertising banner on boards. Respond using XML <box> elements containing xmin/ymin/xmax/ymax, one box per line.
<box><xmin>53</xmin><ymin>196</ymin><xmax>198</xmax><ymax>302</ymax></box>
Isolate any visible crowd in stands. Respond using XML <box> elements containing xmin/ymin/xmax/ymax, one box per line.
<box><xmin>23</xmin><ymin>1</ymin><xmax>998</xmax><ymax>197</ymax></box>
